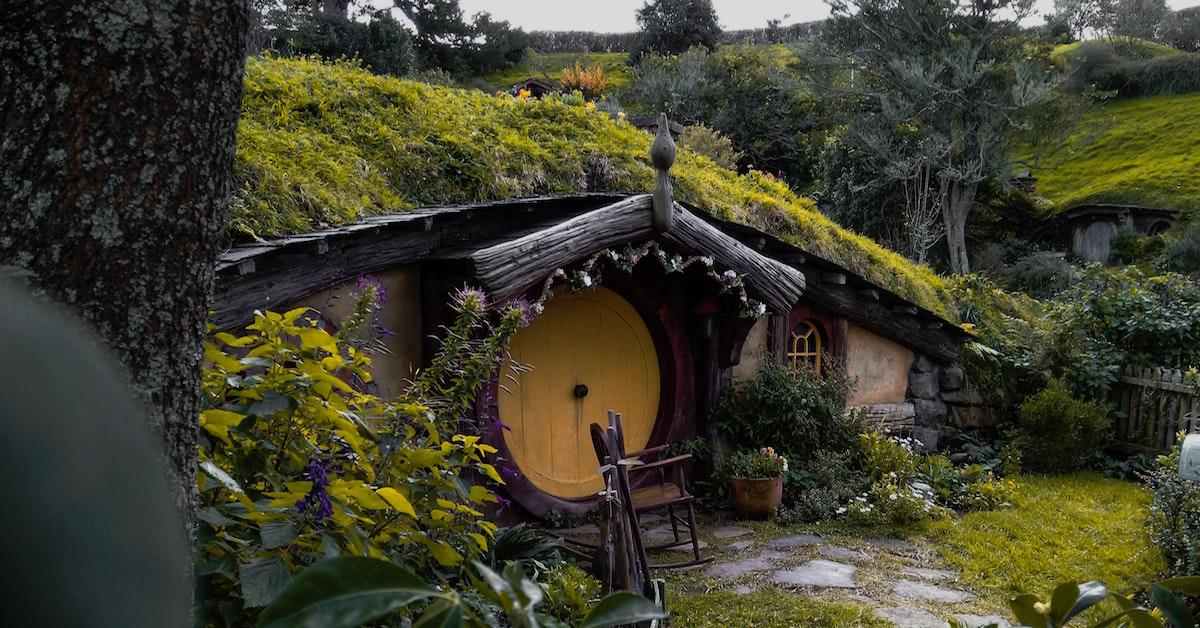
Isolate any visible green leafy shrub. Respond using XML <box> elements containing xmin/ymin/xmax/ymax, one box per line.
<box><xmin>1051</xmin><ymin>266</ymin><xmax>1200</xmax><ymax>370</ymax></box>
<box><xmin>1144</xmin><ymin>443</ymin><xmax>1200</xmax><ymax>578</ymax></box>
<box><xmin>196</xmin><ymin>290</ymin><xmax>528</xmax><ymax>623</ymax></box>
<box><xmin>541</xmin><ymin>563</ymin><xmax>603</xmax><ymax>626</ymax></box>
<box><xmin>1091</xmin><ymin>52</ymin><xmax>1200</xmax><ymax>97</ymax></box>
<box><xmin>1017</xmin><ymin>379</ymin><xmax>1111</xmax><ymax>473</ymax></box>
<box><xmin>777</xmin><ymin>449</ymin><xmax>869</xmax><ymax>523</ymax></box>
<box><xmin>860</xmin><ymin>430</ymin><xmax>918</xmax><ymax>484</ymax></box>
<box><xmin>678</xmin><ymin>124</ymin><xmax>742</xmax><ymax>170</ymax></box>
<box><xmin>712</xmin><ymin>358</ymin><xmax>856</xmax><ymax>459</ymax></box>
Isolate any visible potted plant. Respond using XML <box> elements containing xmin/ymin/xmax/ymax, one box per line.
<box><xmin>727</xmin><ymin>447</ymin><xmax>788</xmax><ymax>519</ymax></box>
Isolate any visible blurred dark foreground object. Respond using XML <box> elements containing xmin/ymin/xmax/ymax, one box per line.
<box><xmin>0</xmin><ymin>281</ymin><xmax>188</xmax><ymax>626</ymax></box>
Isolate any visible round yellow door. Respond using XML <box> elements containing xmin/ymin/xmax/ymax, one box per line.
<box><xmin>500</xmin><ymin>287</ymin><xmax>661</xmax><ymax>499</ymax></box>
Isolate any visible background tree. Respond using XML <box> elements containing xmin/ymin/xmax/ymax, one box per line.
<box><xmin>815</xmin><ymin>0</ymin><xmax>1057</xmax><ymax>273</ymax></box>
<box><xmin>0</xmin><ymin>0</ymin><xmax>249</xmax><ymax>589</ymax></box>
<box><xmin>1162</xmin><ymin>6</ymin><xmax>1200</xmax><ymax>51</ymax></box>
<box><xmin>394</xmin><ymin>0</ymin><xmax>527</xmax><ymax>74</ymax></box>
<box><xmin>632</xmin><ymin>0</ymin><xmax>722</xmax><ymax>60</ymax></box>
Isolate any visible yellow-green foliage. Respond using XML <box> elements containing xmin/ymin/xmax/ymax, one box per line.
<box><xmin>234</xmin><ymin>55</ymin><xmax>955</xmax><ymax>318</ymax></box>
<box><xmin>1030</xmin><ymin>93</ymin><xmax>1200</xmax><ymax>213</ymax></box>
<box><xmin>482</xmin><ymin>50</ymin><xmax>633</xmax><ymax>92</ymax></box>
<box><xmin>667</xmin><ymin>589</ymin><xmax>889</xmax><ymax>627</ymax></box>
<box><xmin>925</xmin><ymin>473</ymin><xmax>1162</xmax><ymax>604</ymax></box>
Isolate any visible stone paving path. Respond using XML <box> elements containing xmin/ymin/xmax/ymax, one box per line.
<box><xmin>551</xmin><ymin>518</ymin><xmax>1008</xmax><ymax>627</ymax></box>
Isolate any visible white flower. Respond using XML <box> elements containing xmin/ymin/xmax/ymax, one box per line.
<box><xmin>889</xmin><ymin>493</ymin><xmax>898</xmax><ymax>500</ymax></box>
<box><xmin>582</xmin><ymin>275</ymin><xmax>592</xmax><ymax>287</ymax></box>
<box><xmin>836</xmin><ymin>507</ymin><xmax>847</xmax><ymax>514</ymax></box>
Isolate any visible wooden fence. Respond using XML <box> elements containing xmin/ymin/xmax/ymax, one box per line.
<box><xmin>1110</xmin><ymin>366</ymin><xmax>1199</xmax><ymax>450</ymax></box>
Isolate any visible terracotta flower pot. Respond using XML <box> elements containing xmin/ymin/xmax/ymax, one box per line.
<box><xmin>730</xmin><ymin>476</ymin><xmax>783</xmax><ymax>519</ymax></box>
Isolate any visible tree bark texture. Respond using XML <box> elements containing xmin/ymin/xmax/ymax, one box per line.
<box><xmin>0</xmin><ymin>0</ymin><xmax>248</xmax><ymax>587</ymax></box>
<box><xmin>942</xmin><ymin>181</ymin><xmax>976</xmax><ymax>274</ymax></box>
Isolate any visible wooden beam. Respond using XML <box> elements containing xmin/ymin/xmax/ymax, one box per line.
<box><xmin>467</xmin><ymin>195</ymin><xmax>655</xmax><ymax>299</ymax></box>
<box><xmin>858</xmin><ymin>288</ymin><xmax>879</xmax><ymax>301</ymax></box>
<box><xmin>821</xmin><ymin>272</ymin><xmax>846</xmax><ymax>285</ymax></box>
<box><xmin>799</xmin><ymin>279</ymin><xmax>960</xmax><ymax>362</ymax></box>
<box><xmin>661</xmin><ymin>206</ymin><xmax>806</xmax><ymax>313</ymax></box>
<box><xmin>891</xmin><ymin>304</ymin><xmax>919</xmax><ymax>315</ymax></box>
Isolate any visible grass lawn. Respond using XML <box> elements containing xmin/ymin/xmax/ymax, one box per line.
<box><xmin>661</xmin><ymin>473</ymin><xmax>1161</xmax><ymax>626</ymax></box>
<box><xmin>1028</xmin><ymin>92</ymin><xmax>1200</xmax><ymax>214</ymax></box>
<box><xmin>922</xmin><ymin>472</ymin><xmax>1162</xmax><ymax>604</ymax></box>
<box><xmin>668</xmin><ymin>588</ymin><xmax>890</xmax><ymax>627</ymax></box>
<box><xmin>481</xmin><ymin>51</ymin><xmax>633</xmax><ymax>93</ymax></box>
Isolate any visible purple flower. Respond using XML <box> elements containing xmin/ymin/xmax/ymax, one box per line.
<box><xmin>356</xmin><ymin>275</ymin><xmax>388</xmax><ymax>307</ymax></box>
<box><xmin>496</xmin><ymin>494</ymin><xmax>512</xmax><ymax>510</ymax></box>
<box><xmin>723</xmin><ymin>270</ymin><xmax>737</xmax><ymax>280</ymax></box>
<box><xmin>500</xmin><ymin>465</ymin><xmax>519</xmax><ymax>481</ymax></box>
<box><xmin>297</xmin><ymin>459</ymin><xmax>334</xmax><ymax>521</ymax></box>
<box><xmin>492</xmin><ymin>415</ymin><xmax>513</xmax><ymax>432</ymax></box>
<box><xmin>454</xmin><ymin>284</ymin><xmax>489</xmax><ymax>312</ymax></box>
<box><xmin>505</xmin><ymin>297</ymin><xmax>536</xmax><ymax>328</ymax></box>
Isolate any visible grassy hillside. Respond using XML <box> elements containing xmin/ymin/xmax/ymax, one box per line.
<box><xmin>1029</xmin><ymin>92</ymin><xmax>1200</xmax><ymax>213</ymax></box>
<box><xmin>481</xmin><ymin>51</ymin><xmax>633</xmax><ymax>93</ymax></box>
<box><xmin>233</xmin><ymin>55</ymin><xmax>954</xmax><ymax>318</ymax></box>
<box><xmin>1051</xmin><ymin>36</ymin><xmax>1182</xmax><ymax>66</ymax></box>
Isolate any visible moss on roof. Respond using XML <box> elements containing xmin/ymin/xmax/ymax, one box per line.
<box><xmin>481</xmin><ymin>51</ymin><xmax>634</xmax><ymax>93</ymax></box>
<box><xmin>1029</xmin><ymin>93</ymin><xmax>1200</xmax><ymax>214</ymax></box>
<box><xmin>233</xmin><ymin>55</ymin><xmax>955</xmax><ymax>319</ymax></box>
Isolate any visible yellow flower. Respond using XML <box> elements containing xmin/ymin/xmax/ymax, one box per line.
<box><xmin>585</xmin><ymin>101</ymin><xmax>596</xmax><ymax>111</ymax></box>
<box><xmin>516</xmin><ymin>88</ymin><xmax>531</xmax><ymax>101</ymax></box>
<box><xmin>617</xmin><ymin>111</ymin><xmax>626</xmax><ymax>120</ymax></box>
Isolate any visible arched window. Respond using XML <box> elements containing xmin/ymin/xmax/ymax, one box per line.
<box><xmin>787</xmin><ymin>320</ymin><xmax>823</xmax><ymax>373</ymax></box>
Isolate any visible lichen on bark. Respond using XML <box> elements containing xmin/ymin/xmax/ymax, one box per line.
<box><xmin>1</xmin><ymin>0</ymin><xmax>249</xmax><ymax>598</ymax></box>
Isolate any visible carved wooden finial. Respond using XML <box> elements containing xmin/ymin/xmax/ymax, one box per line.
<box><xmin>650</xmin><ymin>112</ymin><xmax>676</xmax><ymax>232</ymax></box>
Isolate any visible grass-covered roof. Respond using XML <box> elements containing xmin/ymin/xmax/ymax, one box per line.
<box><xmin>1029</xmin><ymin>92</ymin><xmax>1200</xmax><ymax>215</ymax></box>
<box><xmin>233</xmin><ymin>55</ymin><xmax>954</xmax><ymax>319</ymax></box>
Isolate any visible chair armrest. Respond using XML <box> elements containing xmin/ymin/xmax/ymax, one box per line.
<box><xmin>626</xmin><ymin>444</ymin><xmax>670</xmax><ymax>459</ymax></box>
<box><xmin>627</xmin><ymin>454</ymin><xmax>692</xmax><ymax>474</ymax></box>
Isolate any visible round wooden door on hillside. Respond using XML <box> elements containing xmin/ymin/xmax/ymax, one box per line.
<box><xmin>500</xmin><ymin>287</ymin><xmax>661</xmax><ymax>500</ymax></box>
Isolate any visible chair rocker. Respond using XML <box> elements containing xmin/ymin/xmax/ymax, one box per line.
<box><xmin>589</xmin><ymin>411</ymin><xmax>711</xmax><ymax>570</ymax></box>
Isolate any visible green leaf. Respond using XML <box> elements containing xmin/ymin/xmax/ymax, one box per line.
<box><xmin>260</xmin><ymin>520</ymin><xmax>297</xmax><ymax>550</ymax></box>
<box><xmin>241</xmin><ymin>556</ymin><xmax>291</xmax><ymax>608</ymax></box>
<box><xmin>413</xmin><ymin>598</ymin><xmax>466</xmax><ymax>628</ymax></box>
<box><xmin>256</xmin><ymin>556</ymin><xmax>437</xmax><ymax>628</ymax></box>
<box><xmin>198</xmin><ymin>506</ymin><xmax>238</xmax><ymax>527</ymax></box>
<box><xmin>1152</xmin><ymin>583</ymin><xmax>1196</xmax><ymax>628</ymax></box>
<box><xmin>1064</xmin><ymin>581</ymin><xmax>1107</xmax><ymax>623</ymax></box>
<box><xmin>247</xmin><ymin>392</ymin><xmax>291</xmax><ymax>418</ymax></box>
<box><xmin>578</xmin><ymin>592</ymin><xmax>668</xmax><ymax>628</ymax></box>
<box><xmin>1050</xmin><ymin>581</ymin><xmax>1081</xmax><ymax>624</ymax></box>
<box><xmin>200</xmin><ymin>460</ymin><xmax>244</xmax><ymax>493</ymax></box>
<box><xmin>1159</xmin><ymin>576</ymin><xmax>1200</xmax><ymax>597</ymax></box>
<box><xmin>1009</xmin><ymin>594</ymin><xmax>1050</xmax><ymax>628</ymax></box>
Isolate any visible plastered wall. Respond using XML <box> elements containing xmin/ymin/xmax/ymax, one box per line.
<box><xmin>731</xmin><ymin>317</ymin><xmax>770</xmax><ymax>383</ymax></box>
<box><xmin>845</xmin><ymin>323</ymin><xmax>914</xmax><ymax>406</ymax></box>
<box><xmin>293</xmin><ymin>266</ymin><xmax>423</xmax><ymax>400</ymax></box>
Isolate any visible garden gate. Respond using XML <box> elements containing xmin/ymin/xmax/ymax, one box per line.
<box><xmin>1110</xmin><ymin>366</ymin><xmax>1199</xmax><ymax>450</ymax></box>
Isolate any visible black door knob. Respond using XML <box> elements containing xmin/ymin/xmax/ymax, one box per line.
<box><xmin>573</xmin><ymin>384</ymin><xmax>589</xmax><ymax>398</ymax></box>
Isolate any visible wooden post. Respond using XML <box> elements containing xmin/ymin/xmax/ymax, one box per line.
<box><xmin>650</xmin><ymin>113</ymin><xmax>676</xmax><ymax>233</ymax></box>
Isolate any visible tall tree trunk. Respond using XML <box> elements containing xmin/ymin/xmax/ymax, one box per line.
<box><xmin>1</xmin><ymin>0</ymin><xmax>249</xmax><ymax>595</ymax></box>
<box><xmin>942</xmin><ymin>180</ymin><xmax>976</xmax><ymax>274</ymax></box>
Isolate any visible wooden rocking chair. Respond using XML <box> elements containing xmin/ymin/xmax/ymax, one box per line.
<box><xmin>589</xmin><ymin>411</ymin><xmax>711</xmax><ymax>569</ymax></box>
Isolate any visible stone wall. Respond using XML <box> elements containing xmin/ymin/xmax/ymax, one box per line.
<box><xmin>906</xmin><ymin>355</ymin><xmax>994</xmax><ymax>450</ymax></box>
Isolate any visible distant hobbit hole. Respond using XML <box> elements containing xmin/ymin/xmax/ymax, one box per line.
<box><xmin>787</xmin><ymin>319</ymin><xmax>824</xmax><ymax>374</ymax></box>
<box><xmin>499</xmin><ymin>287</ymin><xmax>662</xmax><ymax>500</ymax></box>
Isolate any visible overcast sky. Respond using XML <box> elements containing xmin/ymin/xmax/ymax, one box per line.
<box><xmin>452</xmin><ymin>0</ymin><xmax>1200</xmax><ymax>32</ymax></box>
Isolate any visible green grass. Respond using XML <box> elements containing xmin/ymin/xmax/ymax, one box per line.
<box><xmin>234</xmin><ymin>55</ymin><xmax>955</xmax><ymax>319</ymax></box>
<box><xmin>668</xmin><ymin>589</ymin><xmax>889</xmax><ymax>627</ymax></box>
<box><xmin>481</xmin><ymin>51</ymin><xmax>633</xmax><ymax>93</ymax></box>
<box><xmin>923</xmin><ymin>473</ymin><xmax>1162</xmax><ymax>604</ymax></box>
<box><xmin>1028</xmin><ymin>93</ymin><xmax>1200</xmax><ymax>214</ymax></box>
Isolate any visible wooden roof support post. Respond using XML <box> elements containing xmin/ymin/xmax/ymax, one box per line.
<box><xmin>650</xmin><ymin>113</ymin><xmax>676</xmax><ymax>232</ymax></box>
